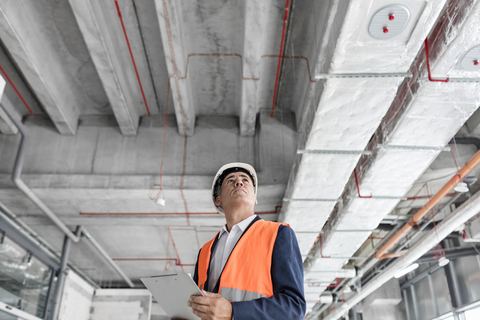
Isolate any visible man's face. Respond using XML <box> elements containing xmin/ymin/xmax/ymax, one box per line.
<box><xmin>215</xmin><ymin>171</ymin><xmax>256</xmax><ymax>211</ymax></box>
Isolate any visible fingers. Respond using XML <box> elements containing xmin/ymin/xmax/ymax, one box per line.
<box><xmin>191</xmin><ymin>307</ymin><xmax>208</xmax><ymax>319</ymax></box>
<box><xmin>188</xmin><ymin>299</ymin><xmax>209</xmax><ymax>319</ymax></box>
<box><xmin>189</xmin><ymin>295</ymin><xmax>211</xmax><ymax>306</ymax></box>
<box><xmin>188</xmin><ymin>300</ymin><xmax>209</xmax><ymax>313</ymax></box>
<box><xmin>202</xmin><ymin>291</ymin><xmax>217</xmax><ymax>297</ymax></box>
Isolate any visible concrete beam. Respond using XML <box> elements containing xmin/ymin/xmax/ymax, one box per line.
<box><xmin>0</xmin><ymin>96</ymin><xmax>19</xmax><ymax>134</ymax></box>
<box><xmin>0</xmin><ymin>0</ymin><xmax>81</xmax><ymax>135</ymax></box>
<box><xmin>0</xmin><ymin>44</ymin><xmax>42</xmax><ymax>134</ymax></box>
<box><xmin>69</xmin><ymin>0</ymin><xmax>158</xmax><ymax>136</ymax></box>
<box><xmin>154</xmin><ymin>0</ymin><xmax>195</xmax><ymax>136</ymax></box>
<box><xmin>239</xmin><ymin>0</ymin><xmax>272</xmax><ymax>136</ymax></box>
<box><xmin>132</xmin><ymin>0</ymin><xmax>172</xmax><ymax>116</ymax></box>
<box><xmin>0</xmin><ymin>73</ymin><xmax>14</xmax><ymax>134</ymax></box>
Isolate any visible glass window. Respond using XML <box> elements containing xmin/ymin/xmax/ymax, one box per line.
<box><xmin>404</xmin><ymin>287</ymin><xmax>416</xmax><ymax>320</ymax></box>
<box><xmin>464</xmin><ymin>305</ymin><xmax>480</xmax><ymax>320</ymax></box>
<box><xmin>0</xmin><ymin>309</ymin><xmax>19</xmax><ymax>320</ymax></box>
<box><xmin>0</xmin><ymin>234</ymin><xmax>52</xmax><ymax>318</ymax></box>
<box><xmin>431</xmin><ymin>268</ymin><xmax>453</xmax><ymax>315</ymax></box>
<box><xmin>414</xmin><ymin>276</ymin><xmax>436</xmax><ymax>320</ymax></box>
<box><xmin>452</xmin><ymin>256</ymin><xmax>480</xmax><ymax>306</ymax></box>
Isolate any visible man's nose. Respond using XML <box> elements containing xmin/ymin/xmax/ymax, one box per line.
<box><xmin>235</xmin><ymin>178</ymin><xmax>244</xmax><ymax>186</ymax></box>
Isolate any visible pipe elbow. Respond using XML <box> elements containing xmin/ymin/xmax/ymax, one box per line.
<box><xmin>11</xmin><ymin>176</ymin><xmax>23</xmax><ymax>188</ymax></box>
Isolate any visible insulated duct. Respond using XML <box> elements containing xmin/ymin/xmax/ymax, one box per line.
<box><xmin>323</xmin><ymin>190</ymin><xmax>480</xmax><ymax>320</ymax></box>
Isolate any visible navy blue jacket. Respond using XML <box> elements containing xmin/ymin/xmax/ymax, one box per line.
<box><xmin>193</xmin><ymin>216</ymin><xmax>306</xmax><ymax>320</ymax></box>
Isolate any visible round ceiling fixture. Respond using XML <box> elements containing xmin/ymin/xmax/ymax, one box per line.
<box><xmin>438</xmin><ymin>256</ymin><xmax>450</xmax><ymax>267</ymax></box>
<box><xmin>460</xmin><ymin>45</ymin><xmax>480</xmax><ymax>70</ymax></box>
<box><xmin>454</xmin><ymin>182</ymin><xmax>469</xmax><ymax>193</ymax></box>
<box><xmin>368</xmin><ymin>4</ymin><xmax>410</xmax><ymax>40</ymax></box>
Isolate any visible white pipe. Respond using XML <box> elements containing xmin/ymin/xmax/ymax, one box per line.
<box><xmin>0</xmin><ymin>100</ymin><xmax>134</xmax><ymax>288</ymax></box>
<box><xmin>318</xmin><ymin>294</ymin><xmax>333</xmax><ymax>304</ymax></box>
<box><xmin>1</xmin><ymin>100</ymin><xmax>80</xmax><ymax>242</ymax></box>
<box><xmin>324</xmin><ymin>191</ymin><xmax>480</xmax><ymax>320</ymax></box>
<box><xmin>82</xmin><ymin>230</ymin><xmax>134</xmax><ymax>288</ymax></box>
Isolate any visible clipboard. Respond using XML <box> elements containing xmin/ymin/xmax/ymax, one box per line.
<box><xmin>141</xmin><ymin>274</ymin><xmax>204</xmax><ymax>320</ymax></box>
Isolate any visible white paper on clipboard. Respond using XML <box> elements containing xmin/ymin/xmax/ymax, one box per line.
<box><xmin>141</xmin><ymin>274</ymin><xmax>204</xmax><ymax>320</ymax></box>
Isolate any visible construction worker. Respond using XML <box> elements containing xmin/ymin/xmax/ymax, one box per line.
<box><xmin>187</xmin><ymin>162</ymin><xmax>306</xmax><ymax>320</ymax></box>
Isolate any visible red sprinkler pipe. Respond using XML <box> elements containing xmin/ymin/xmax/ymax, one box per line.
<box><xmin>270</xmin><ymin>0</ymin><xmax>291</xmax><ymax>118</ymax></box>
<box><xmin>424</xmin><ymin>38</ymin><xmax>449</xmax><ymax>83</ymax></box>
<box><xmin>79</xmin><ymin>206</ymin><xmax>282</xmax><ymax>216</ymax></box>
<box><xmin>114</xmin><ymin>0</ymin><xmax>151</xmax><ymax>117</ymax></box>
<box><xmin>0</xmin><ymin>64</ymin><xmax>34</xmax><ymax>115</ymax></box>
<box><xmin>318</xmin><ymin>235</ymin><xmax>331</xmax><ymax>258</ymax></box>
<box><xmin>353</xmin><ymin>169</ymin><xmax>372</xmax><ymax>198</ymax></box>
<box><xmin>112</xmin><ymin>258</ymin><xmax>195</xmax><ymax>267</ymax></box>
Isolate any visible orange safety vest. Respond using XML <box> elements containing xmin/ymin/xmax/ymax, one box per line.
<box><xmin>197</xmin><ymin>219</ymin><xmax>284</xmax><ymax>302</ymax></box>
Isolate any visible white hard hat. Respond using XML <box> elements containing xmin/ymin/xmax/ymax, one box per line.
<box><xmin>211</xmin><ymin>162</ymin><xmax>258</xmax><ymax>213</ymax></box>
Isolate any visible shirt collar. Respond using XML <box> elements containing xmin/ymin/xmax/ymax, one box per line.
<box><xmin>218</xmin><ymin>214</ymin><xmax>257</xmax><ymax>238</ymax></box>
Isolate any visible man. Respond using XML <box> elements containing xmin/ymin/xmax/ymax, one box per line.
<box><xmin>187</xmin><ymin>162</ymin><xmax>306</xmax><ymax>320</ymax></box>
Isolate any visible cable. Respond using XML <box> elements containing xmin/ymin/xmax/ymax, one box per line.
<box><xmin>414</xmin><ymin>170</ymin><xmax>459</xmax><ymax>184</ymax></box>
<box><xmin>114</xmin><ymin>0</ymin><xmax>151</xmax><ymax>117</ymax></box>
<box><xmin>149</xmin><ymin>76</ymin><xmax>171</xmax><ymax>202</ymax></box>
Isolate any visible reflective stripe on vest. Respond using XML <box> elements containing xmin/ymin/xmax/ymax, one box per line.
<box><xmin>219</xmin><ymin>287</ymin><xmax>267</xmax><ymax>301</ymax></box>
<box><xmin>197</xmin><ymin>219</ymin><xmax>286</xmax><ymax>301</ymax></box>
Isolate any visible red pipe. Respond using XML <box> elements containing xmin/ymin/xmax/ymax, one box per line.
<box><xmin>261</xmin><ymin>54</ymin><xmax>317</xmax><ymax>83</ymax></box>
<box><xmin>353</xmin><ymin>169</ymin><xmax>372</xmax><ymax>198</ymax></box>
<box><xmin>318</xmin><ymin>234</ymin><xmax>331</xmax><ymax>258</ymax></box>
<box><xmin>114</xmin><ymin>0</ymin><xmax>151</xmax><ymax>117</ymax></box>
<box><xmin>168</xmin><ymin>227</ymin><xmax>186</xmax><ymax>272</ymax></box>
<box><xmin>80</xmin><ymin>212</ymin><xmax>221</xmax><ymax>216</ymax></box>
<box><xmin>180</xmin><ymin>53</ymin><xmax>316</xmax><ymax>82</ymax></box>
<box><xmin>79</xmin><ymin>207</ymin><xmax>281</xmax><ymax>216</ymax></box>
<box><xmin>0</xmin><ymin>64</ymin><xmax>34</xmax><ymax>115</ymax></box>
<box><xmin>270</xmin><ymin>0</ymin><xmax>291</xmax><ymax>118</ymax></box>
<box><xmin>327</xmin><ymin>278</ymin><xmax>339</xmax><ymax>288</ymax></box>
<box><xmin>424</xmin><ymin>38</ymin><xmax>449</xmax><ymax>83</ymax></box>
<box><xmin>112</xmin><ymin>258</ymin><xmax>195</xmax><ymax>267</ymax></box>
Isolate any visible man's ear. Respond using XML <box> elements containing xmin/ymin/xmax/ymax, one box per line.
<box><xmin>255</xmin><ymin>195</ymin><xmax>258</xmax><ymax>204</ymax></box>
<box><xmin>215</xmin><ymin>196</ymin><xmax>222</xmax><ymax>206</ymax></box>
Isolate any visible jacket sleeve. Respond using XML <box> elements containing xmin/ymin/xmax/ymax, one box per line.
<box><xmin>230</xmin><ymin>225</ymin><xmax>306</xmax><ymax>320</ymax></box>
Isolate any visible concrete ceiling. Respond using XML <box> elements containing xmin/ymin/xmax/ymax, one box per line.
<box><xmin>0</xmin><ymin>0</ymin><xmax>480</xmax><ymax>317</ymax></box>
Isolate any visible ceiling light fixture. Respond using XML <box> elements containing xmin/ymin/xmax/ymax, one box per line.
<box><xmin>454</xmin><ymin>182</ymin><xmax>469</xmax><ymax>193</ymax></box>
<box><xmin>394</xmin><ymin>263</ymin><xmax>419</xmax><ymax>278</ymax></box>
<box><xmin>438</xmin><ymin>256</ymin><xmax>450</xmax><ymax>267</ymax></box>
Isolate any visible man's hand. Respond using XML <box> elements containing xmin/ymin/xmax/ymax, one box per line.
<box><xmin>187</xmin><ymin>291</ymin><xmax>233</xmax><ymax>320</ymax></box>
